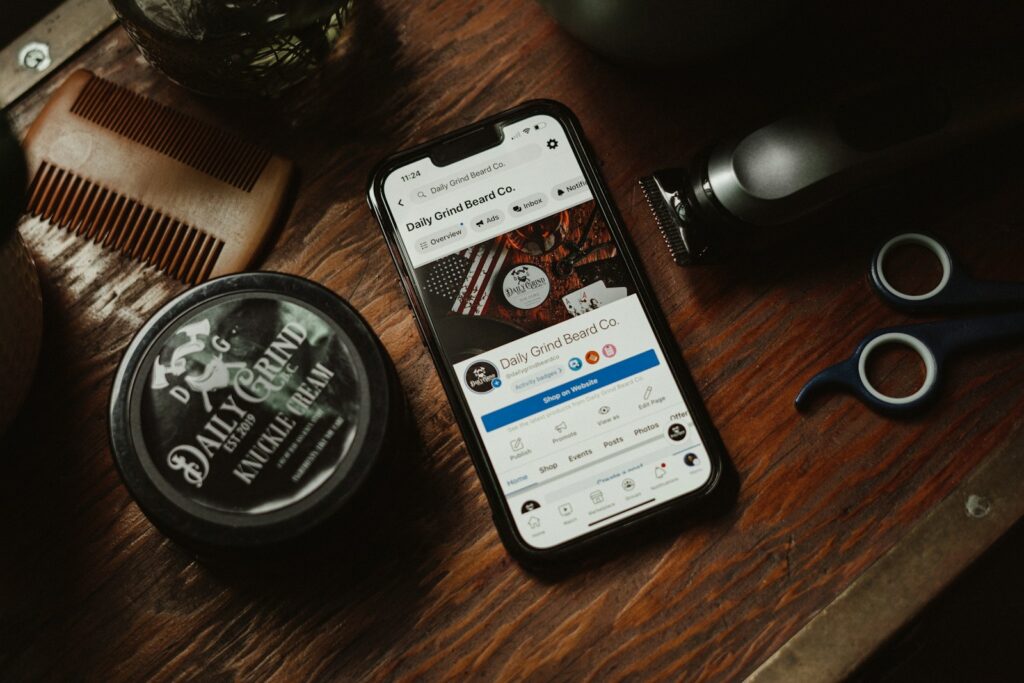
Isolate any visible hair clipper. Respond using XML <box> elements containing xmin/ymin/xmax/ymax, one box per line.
<box><xmin>640</xmin><ymin>72</ymin><xmax>1024</xmax><ymax>264</ymax></box>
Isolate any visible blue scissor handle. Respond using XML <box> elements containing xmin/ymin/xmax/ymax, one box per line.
<box><xmin>795</xmin><ymin>311</ymin><xmax>1024</xmax><ymax>416</ymax></box>
<box><xmin>871</xmin><ymin>233</ymin><xmax>1024</xmax><ymax>313</ymax></box>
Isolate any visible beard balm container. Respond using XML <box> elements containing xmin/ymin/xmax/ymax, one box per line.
<box><xmin>109</xmin><ymin>272</ymin><xmax>404</xmax><ymax>554</ymax></box>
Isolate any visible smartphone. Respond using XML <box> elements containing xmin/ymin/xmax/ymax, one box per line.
<box><xmin>368</xmin><ymin>100</ymin><xmax>726</xmax><ymax>566</ymax></box>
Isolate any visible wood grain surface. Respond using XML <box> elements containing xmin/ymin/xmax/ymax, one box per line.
<box><xmin>2</xmin><ymin>1</ymin><xmax>1023</xmax><ymax>680</ymax></box>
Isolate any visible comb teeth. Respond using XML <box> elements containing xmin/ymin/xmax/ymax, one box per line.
<box><xmin>26</xmin><ymin>160</ymin><xmax>224</xmax><ymax>285</ymax></box>
<box><xmin>70</xmin><ymin>74</ymin><xmax>271</xmax><ymax>192</ymax></box>
<box><xmin>639</xmin><ymin>175</ymin><xmax>688</xmax><ymax>265</ymax></box>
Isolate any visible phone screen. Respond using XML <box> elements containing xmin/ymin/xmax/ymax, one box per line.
<box><xmin>381</xmin><ymin>113</ymin><xmax>713</xmax><ymax>548</ymax></box>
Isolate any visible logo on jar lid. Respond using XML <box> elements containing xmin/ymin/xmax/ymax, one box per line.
<box><xmin>109</xmin><ymin>275</ymin><xmax>387</xmax><ymax>541</ymax></box>
<box><xmin>501</xmin><ymin>265</ymin><xmax>550</xmax><ymax>309</ymax></box>
<box><xmin>150</xmin><ymin>318</ymin><xmax>249</xmax><ymax>412</ymax></box>
<box><xmin>151</xmin><ymin>317</ymin><xmax>311</xmax><ymax>413</ymax></box>
<box><xmin>144</xmin><ymin>304</ymin><xmax>343</xmax><ymax>495</ymax></box>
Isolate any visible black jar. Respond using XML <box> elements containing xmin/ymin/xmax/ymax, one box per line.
<box><xmin>109</xmin><ymin>272</ymin><xmax>403</xmax><ymax>554</ymax></box>
<box><xmin>110</xmin><ymin>0</ymin><xmax>356</xmax><ymax>99</ymax></box>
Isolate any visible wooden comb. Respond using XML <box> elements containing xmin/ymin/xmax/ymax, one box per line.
<box><xmin>22</xmin><ymin>70</ymin><xmax>293</xmax><ymax>285</ymax></box>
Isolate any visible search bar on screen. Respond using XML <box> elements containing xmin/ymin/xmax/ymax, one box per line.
<box><xmin>411</xmin><ymin>144</ymin><xmax>542</xmax><ymax>204</ymax></box>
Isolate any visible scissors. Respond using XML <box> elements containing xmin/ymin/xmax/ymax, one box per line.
<box><xmin>796</xmin><ymin>233</ymin><xmax>1024</xmax><ymax>416</ymax></box>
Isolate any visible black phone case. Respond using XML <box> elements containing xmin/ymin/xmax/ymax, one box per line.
<box><xmin>366</xmin><ymin>100</ymin><xmax>729</xmax><ymax>571</ymax></box>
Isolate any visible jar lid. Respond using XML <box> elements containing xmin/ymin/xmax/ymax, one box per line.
<box><xmin>109</xmin><ymin>272</ymin><xmax>396</xmax><ymax>552</ymax></box>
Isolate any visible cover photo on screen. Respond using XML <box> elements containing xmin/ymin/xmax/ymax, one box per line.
<box><xmin>412</xmin><ymin>199</ymin><xmax>636</xmax><ymax>363</ymax></box>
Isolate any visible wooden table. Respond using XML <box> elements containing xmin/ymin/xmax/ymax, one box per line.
<box><xmin>3</xmin><ymin>1</ymin><xmax>1023</xmax><ymax>680</ymax></box>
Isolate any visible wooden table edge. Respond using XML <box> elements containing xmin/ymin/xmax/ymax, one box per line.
<box><xmin>745</xmin><ymin>437</ymin><xmax>1024</xmax><ymax>682</ymax></box>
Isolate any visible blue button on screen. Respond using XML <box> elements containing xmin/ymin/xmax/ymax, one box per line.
<box><xmin>480</xmin><ymin>349</ymin><xmax>660</xmax><ymax>432</ymax></box>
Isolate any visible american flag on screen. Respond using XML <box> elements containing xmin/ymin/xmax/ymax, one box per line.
<box><xmin>423</xmin><ymin>254</ymin><xmax>470</xmax><ymax>303</ymax></box>
<box><xmin>451</xmin><ymin>241</ymin><xmax>509</xmax><ymax>316</ymax></box>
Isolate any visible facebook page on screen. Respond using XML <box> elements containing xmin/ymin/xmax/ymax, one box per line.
<box><xmin>383</xmin><ymin>114</ymin><xmax>712</xmax><ymax>547</ymax></box>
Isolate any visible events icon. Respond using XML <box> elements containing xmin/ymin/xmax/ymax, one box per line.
<box><xmin>585</xmin><ymin>350</ymin><xmax>600</xmax><ymax>364</ymax></box>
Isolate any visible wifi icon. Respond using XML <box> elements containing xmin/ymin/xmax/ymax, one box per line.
<box><xmin>522</xmin><ymin>127</ymin><xmax>531</xmax><ymax>135</ymax></box>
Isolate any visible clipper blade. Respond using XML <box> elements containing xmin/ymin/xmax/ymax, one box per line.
<box><xmin>638</xmin><ymin>169</ymin><xmax>711</xmax><ymax>265</ymax></box>
<box><xmin>639</xmin><ymin>174</ymin><xmax>688</xmax><ymax>265</ymax></box>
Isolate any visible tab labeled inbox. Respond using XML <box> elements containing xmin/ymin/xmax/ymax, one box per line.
<box><xmin>510</xmin><ymin>192</ymin><xmax>547</xmax><ymax>218</ymax></box>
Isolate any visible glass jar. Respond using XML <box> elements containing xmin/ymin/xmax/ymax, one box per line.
<box><xmin>111</xmin><ymin>0</ymin><xmax>355</xmax><ymax>98</ymax></box>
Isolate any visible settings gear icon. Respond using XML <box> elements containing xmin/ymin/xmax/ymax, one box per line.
<box><xmin>546</xmin><ymin>138</ymin><xmax>558</xmax><ymax>150</ymax></box>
